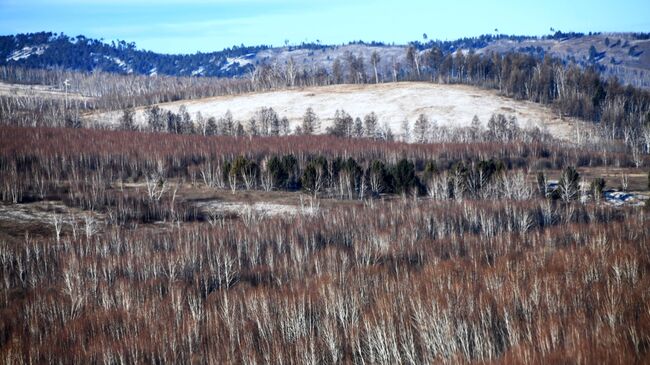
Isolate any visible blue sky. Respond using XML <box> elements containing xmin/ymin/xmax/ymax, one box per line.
<box><xmin>1</xmin><ymin>0</ymin><xmax>649</xmax><ymax>54</ymax></box>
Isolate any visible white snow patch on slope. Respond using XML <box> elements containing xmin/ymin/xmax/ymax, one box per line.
<box><xmin>191</xmin><ymin>66</ymin><xmax>205</xmax><ymax>76</ymax></box>
<box><xmin>104</xmin><ymin>56</ymin><xmax>133</xmax><ymax>73</ymax></box>
<box><xmin>221</xmin><ymin>56</ymin><xmax>253</xmax><ymax>70</ymax></box>
<box><xmin>7</xmin><ymin>45</ymin><xmax>48</xmax><ymax>62</ymax></box>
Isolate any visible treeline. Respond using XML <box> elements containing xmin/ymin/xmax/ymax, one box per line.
<box><xmin>127</xmin><ymin>102</ymin><xmax>553</xmax><ymax>145</ymax></box>
<box><xmin>124</xmin><ymin>105</ymin><xmax>646</xmax><ymax>168</ymax></box>
<box><xmin>0</xmin><ymin>65</ymin><xmax>253</xmax><ymax>103</ymax></box>
<box><xmin>0</xmin><ymin>67</ymin><xmax>255</xmax><ymax>130</ymax></box>
<box><xmin>1</xmin><ymin>125</ymin><xmax>641</xmax><ymax>177</ymax></box>
<box><xmin>0</xmin><ymin>65</ymin><xmax>254</xmax><ymax>128</ymax></box>
<box><xmin>1</xmin><ymin>126</ymin><xmax>645</xmax><ymax>209</ymax></box>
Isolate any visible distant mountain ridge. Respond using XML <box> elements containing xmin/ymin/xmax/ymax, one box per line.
<box><xmin>2</xmin><ymin>31</ymin><xmax>650</xmax><ymax>88</ymax></box>
<box><xmin>0</xmin><ymin>32</ymin><xmax>269</xmax><ymax>77</ymax></box>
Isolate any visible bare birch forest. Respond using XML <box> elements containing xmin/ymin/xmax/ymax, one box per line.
<box><xmin>0</xmin><ymin>124</ymin><xmax>649</xmax><ymax>363</ymax></box>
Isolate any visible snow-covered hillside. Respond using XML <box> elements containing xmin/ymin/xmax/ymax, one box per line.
<box><xmin>88</xmin><ymin>82</ymin><xmax>588</xmax><ymax>140</ymax></box>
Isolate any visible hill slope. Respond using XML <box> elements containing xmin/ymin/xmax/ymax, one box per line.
<box><xmin>480</xmin><ymin>33</ymin><xmax>650</xmax><ymax>88</ymax></box>
<box><xmin>88</xmin><ymin>82</ymin><xmax>586</xmax><ymax>141</ymax></box>
<box><xmin>2</xmin><ymin>32</ymin><xmax>650</xmax><ymax>88</ymax></box>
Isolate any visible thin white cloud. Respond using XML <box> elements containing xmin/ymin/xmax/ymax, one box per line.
<box><xmin>89</xmin><ymin>16</ymin><xmax>260</xmax><ymax>36</ymax></box>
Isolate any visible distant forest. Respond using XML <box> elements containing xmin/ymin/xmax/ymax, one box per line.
<box><xmin>6</xmin><ymin>31</ymin><xmax>650</xmax><ymax>78</ymax></box>
<box><xmin>0</xmin><ymin>32</ymin><xmax>269</xmax><ymax>77</ymax></box>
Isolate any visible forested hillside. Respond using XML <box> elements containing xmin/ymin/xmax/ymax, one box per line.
<box><xmin>2</xmin><ymin>31</ymin><xmax>649</xmax><ymax>88</ymax></box>
<box><xmin>0</xmin><ymin>32</ymin><xmax>266</xmax><ymax>77</ymax></box>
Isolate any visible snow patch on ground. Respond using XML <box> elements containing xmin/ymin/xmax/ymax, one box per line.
<box><xmin>0</xmin><ymin>201</ymin><xmax>104</xmax><ymax>225</ymax></box>
<box><xmin>191</xmin><ymin>66</ymin><xmax>205</xmax><ymax>76</ymax></box>
<box><xmin>604</xmin><ymin>190</ymin><xmax>648</xmax><ymax>207</ymax></box>
<box><xmin>221</xmin><ymin>56</ymin><xmax>253</xmax><ymax>70</ymax></box>
<box><xmin>195</xmin><ymin>201</ymin><xmax>318</xmax><ymax>218</ymax></box>
<box><xmin>104</xmin><ymin>56</ymin><xmax>133</xmax><ymax>73</ymax></box>
<box><xmin>7</xmin><ymin>45</ymin><xmax>48</xmax><ymax>62</ymax></box>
